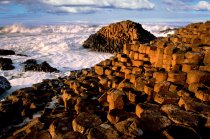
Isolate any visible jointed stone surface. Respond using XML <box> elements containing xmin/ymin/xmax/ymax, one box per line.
<box><xmin>1</xmin><ymin>20</ymin><xmax>210</xmax><ymax>139</ymax></box>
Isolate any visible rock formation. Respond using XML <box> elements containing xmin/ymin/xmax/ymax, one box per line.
<box><xmin>83</xmin><ymin>20</ymin><xmax>156</xmax><ymax>53</ymax></box>
<box><xmin>0</xmin><ymin>21</ymin><xmax>210</xmax><ymax>139</ymax></box>
<box><xmin>23</xmin><ymin>59</ymin><xmax>59</xmax><ymax>72</ymax></box>
<box><xmin>0</xmin><ymin>76</ymin><xmax>11</xmax><ymax>95</ymax></box>
<box><xmin>0</xmin><ymin>57</ymin><xmax>15</xmax><ymax>70</ymax></box>
<box><xmin>0</xmin><ymin>49</ymin><xmax>15</xmax><ymax>55</ymax></box>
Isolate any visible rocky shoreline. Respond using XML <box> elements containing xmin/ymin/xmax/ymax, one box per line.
<box><xmin>0</xmin><ymin>21</ymin><xmax>210</xmax><ymax>139</ymax></box>
<box><xmin>83</xmin><ymin>20</ymin><xmax>156</xmax><ymax>53</ymax></box>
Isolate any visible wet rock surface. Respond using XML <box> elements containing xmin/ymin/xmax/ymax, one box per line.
<box><xmin>23</xmin><ymin>59</ymin><xmax>58</xmax><ymax>72</ymax></box>
<box><xmin>0</xmin><ymin>57</ymin><xmax>15</xmax><ymax>70</ymax></box>
<box><xmin>0</xmin><ymin>49</ymin><xmax>15</xmax><ymax>56</ymax></box>
<box><xmin>83</xmin><ymin>20</ymin><xmax>156</xmax><ymax>53</ymax></box>
<box><xmin>1</xmin><ymin>21</ymin><xmax>210</xmax><ymax>139</ymax></box>
<box><xmin>0</xmin><ymin>76</ymin><xmax>11</xmax><ymax>95</ymax></box>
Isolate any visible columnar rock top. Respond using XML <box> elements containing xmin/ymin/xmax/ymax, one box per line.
<box><xmin>1</xmin><ymin>21</ymin><xmax>210</xmax><ymax>139</ymax></box>
<box><xmin>83</xmin><ymin>20</ymin><xmax>156</xmax><ymax>53</ymax></box>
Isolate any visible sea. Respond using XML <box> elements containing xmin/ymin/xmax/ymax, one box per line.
<box><xmin>0</xmin><ymin>22</ymin><xmax>184</xmax><ymax>99</ymax></box>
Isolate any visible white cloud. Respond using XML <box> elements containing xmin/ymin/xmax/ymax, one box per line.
<box><xmin>162</xmin><ymin>0</ymin><xmax>210</xmax><ymax>11</ymax></box>
<box><xmin>40</xmin><ymin>0</ymin><xmax>155</xmax><ymax>13</ymax></box>
<box><xmin>193</xmin><ymin>1</ymin><xmax>210</xmax><ymax>11</ymax></box>
<box><xmin>0</xmin><ymin>0</ymin><xmax>10</xmax><ymax>4</ymax></box>
<box><xmin>58</xmin><ymin>6</ymin><xmax>100</xmax><ymax>13</ymax></box>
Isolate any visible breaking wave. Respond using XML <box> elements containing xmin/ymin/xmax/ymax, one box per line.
<box><xmin>0</xmin><ymin>24</ymin><xmax>101</xmax><ymax>34</ymax></box>
<box><xmin>0</xmin><ymin>23</ymin><xmax>176</xmax><ymax>37</ymax></box>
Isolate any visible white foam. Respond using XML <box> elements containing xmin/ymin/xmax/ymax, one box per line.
<box><xmin>0</xmin><ymin>24</ymin><xmax>112</xmax><ymax>99</ymax></box>
<box><xmin>142</xmin><ymin>24</ymin><xmax>176</xmax><ymax>37</ymax></box>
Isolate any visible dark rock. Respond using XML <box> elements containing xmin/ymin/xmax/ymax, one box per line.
<box><xmin>161</xmin><ymin>104</ymin><xmax>204</xmax><ymax>127</ymax></box>
<box><xmin>23</xmin><ymin>59</ymin><xmax>37</xmax><ymax>65</ymax></box>
<box><xmin>0</xmin><ymin>57</ymin><xmax>15</xmax><ymax>70</ymax></box>
<box><xmin>16</xmin><ymin>54</ymin><xmax>28</xmax><ymax>57</ymax></box>
<box><xmin>49</xmin><ymin>118</ymin><xmax>72</xmax><ymax>138</ymax></box>
<box><xmin>114</xmin><ymin>118</ymin><xmax>143</xmax><ymax>138</ymax></box>
<box><xmin>62</xmin><ymin>131</ymin><xmax>86</xmax><ymax>139</ymax></box>
<box><xmin>26</xmin><ymin>130</ymin><xmax>52</xmax><ymax>139</ymax></box>
<box><xmin>0</xmin><ymin>76</ymin><xmax>11</xmax><ymax>95</ymax></box>
<box><xmin>162</xmin><ymin>125</ymin><xmax>200</xmax><ymax>139</ymax></box>
<box><xmin>88</xmin><ymin>124</ymin><xmax>119</xmax><ymax>139</ymax></box>
<box><xmin>136</xmin><ymin>103</ymin><xmax>171</xmax><ymax>132</ymax></box>
<box><xmin>72</xmin><ymin>112</ymin><xmax>102</xmax><ymax>134</ymax></box>
<box><xmin>0</xmin><ymin>49</ymin><xmax>15</xmax><ymax>55</ymax></box>
<box><xmin>107</xmin><ymin>109</ymin><xmax>130</xmax><ymax>124</ymax></box>
<box><xmin>23</xmin><ymin>59</ymin><xmax>58</xmax><ymax>72</ymax></box>
<box><xmin>74</xmin><ymin>98</ymin><xmax>98</xmax><ymax>114</ymax></box>
<box><xmin>12</xmin><ymin>118</ymin><xmax>44</xmax><ymax>138</ymax></box>
<box><xmin>83</xmin><ymin>20</ymin><xmax>156</xmax><ymax>53</ymax></box>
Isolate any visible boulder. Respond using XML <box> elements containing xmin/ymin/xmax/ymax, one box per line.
<box><xmin>0</xmin><ymin>76</ymin><xmax>11</xmax><ymax>95</ymax></box>
<box><xmin>162</xmin><ymin>125</ymin><xmax>200</xmax><ymax>139</ymax></box>
<box><xmin>136</xmin><ymin>103</ymin><xmax>160</xmax><ymax>118</ymax></box>
<box><xmin>204</xmin><ymin>49</ymin><xmax>210</xmax><ymax>65</ymax></box>
<box><xmin>139</xmin><ymin>110</ymin><xmax>171</xmax><ymax>132</ymax></box>
<box><xmin>61</xmin><ymin>88</ymin><xmax>76</xmax><ymax>110</ymax></box>
<box><xmin>167</xmin><ymin>71</ymin><xmax>186</xmax><ymax>85</ymax></box>
<box><xmin>94</xmin><ymin>65</ymin><xmax>104</xmax><ymax>75</ymax></box>
<box><xmin>186</xmin><ymin>70</ymin><xmax>210</xmax><ymax>85</ymax></box>
<box><xmin>107</xmin><ymin>109</ymin><xmax>130</xmax><ymax>124</ymax></box>
<box><xmin>72</xmin><ymin>112</ymin><xmax>102</xmax><ymax>134</ymax></box>
<box><xmin>136</xmin><ymin>103</ymin><xmax>171</xmax><ymax>132</ymax></box>
<box><xmin>178</xmin><ymin>96</ymin><xmax>210</xmax><ymax>115</ymax></box>
<box><xmin>12</xmin><ymin>118</ymin><xmax>44</xmax><ymax>138</ymax></box>
<box><xmin>23</xmin><ymin>59</ymin><xmax>58</xmax><ymax>72</ymax></box>
<box><xmin>184</xmin><ymin>52</ymin><xmax>204</xmax><ymax>63</ymax></box>
<box><xmin>154</xmin><ymin>91</ymin><xmax>180</xmax><ymax>104</ymax></box>
<box><xmin>22</xmin><ymin>130</ymin><xmax>52</xmax><ymax>139</ymax></box>
<box><xmin>153</xmin><ymin>71</ymin><xmax>168</xmax><ymax>83</ymax></box>
<box><xmin>154</xmin><ymin>81</ymin><xmax>171</xmax><ymax>93</ymax></box>
<box><xmin>194</xmin><ymin>86</ymin><xmax>210</xmax><ymax>102</ymax></box>
<box><xmin>87</xmin><ymin>124</ymin><xmax>119</xmax><ymax>139</ymax></box>
<box><xmin>114</xmin><ymin>118</ymin><xmax>143</xmax><ymax>138</ymax></box>
<box><xmin>74</xmin><ymin>99</ymin><xmax>98</xmax><ymax>114</ymax></box>
<box><xmin>49</xmin><ymin>118</ymin><xmax>72</xmax><ymax>138</ymax></box>
<box><xmin>83</xmin><ymin>20</ymin><xmax>156</xmax><ymax>53</ymax></box>
<box><xmin>0</xmin><ymin>49</ymin><xmax>15</xmax><ymax>55</ymax></box>
<box><xmin>182</xmin><ymin>64</ymin><xmax>199</xmax><ymax>72</ymax></box>
<box><xmin>0</xmin><ymin>57</ymin><xmax>15</xmax><ymax>70</ymax></box>
<box><xmin>62</xmin><ymin>131</ymin><xmax>86</xmax><ymax>139</ymax></box>
<box><xmin>107</xmin><ymin>89</ymin><xmax>125</xmax><ymax>111</ymax></box>
<box><xmin>161</xmin><ymin>104</ymin><xmax>203</xmax><ymax>127</ymax></box>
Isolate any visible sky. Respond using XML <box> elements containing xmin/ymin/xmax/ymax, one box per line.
<box><xmin>0</xmin><ymin>0</ymin><xmax>210</xmax><ymax>25</ymax></box>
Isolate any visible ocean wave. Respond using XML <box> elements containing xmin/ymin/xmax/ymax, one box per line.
<box><xmin>142</xmin><ymin>24</ymin><xmax>177</xmax><ymax>37</ymax></box>
<box><xmin>0</xmin><ymin>24</ymin><xmax>101</xmax><ymax>34</ymax></box>
<box><xmin>0</xmin><ymin>23</ymin><xmax>177</xmax><ymax>37</ymax></box>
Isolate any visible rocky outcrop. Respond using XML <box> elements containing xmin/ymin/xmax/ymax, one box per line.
<box><xmin>83</xmin><ymin>20</ymin><xmax>156</xmax><ymax>53</ymax></box>
<box><xmin>0</xmin><ymin>49</ymin><xmax>15</xmax><ymax>55</ymax></box>
<box><xmin>1</xmin><ymin>21</ymin><xmax>210</xmax><ymax>139</ymax></box>
<box><xmin>0</xmin><ymin>57</ymin><xmax>15</xmax><ymax>70</ymax></box>
<box><xmin>0</xmin><ymin>76</ymin><xmax>11</xmax><ymax>95</ymax></box>
<box><xmin>23</xmin><ymin>59</ymin><xmax>58</xmax><ymax>72</ymax></box>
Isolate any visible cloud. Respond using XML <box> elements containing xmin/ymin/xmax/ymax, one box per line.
<box><xmin>162</xmin><ymin>0</ymin><xmax>210</xmax><ymax>11</ymax></box>
<box><xmin>41</xmin><ymin>0</ymin><xmax>155</xmax><ymax>9</ymax></box>
<box><xmin>162</xmin><ymin>0</ymin><xmax>186</xmax><ymax>6</ymax></box>
<box><xmin>9</xmin><ymin>0</ymin><xmax>155</xmax><ymax>13</ymax></box>
<box><xmin>56</xmin><ymin>6</ymin><xmax>101</xmax><ymax>13</ymax></box>
<box><xmin>193</xmin><ymin>1</ymin><xmax>210</xmax><ymax>11</ymax></box>
<box><xmin>0</xmin><ymin>0</ymin><xmax>10</xmax><ymax>4</ymax></box>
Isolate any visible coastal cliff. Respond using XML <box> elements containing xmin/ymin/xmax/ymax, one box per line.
<box><xmin>0</xmin><ymin>21</ymin><xmax>210</xmax><ymax>139</ymax></box>
<box><xmin>83</xmin><ymin>20</ymin><xmax>156</xmax><ymax>53</ymax></box>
